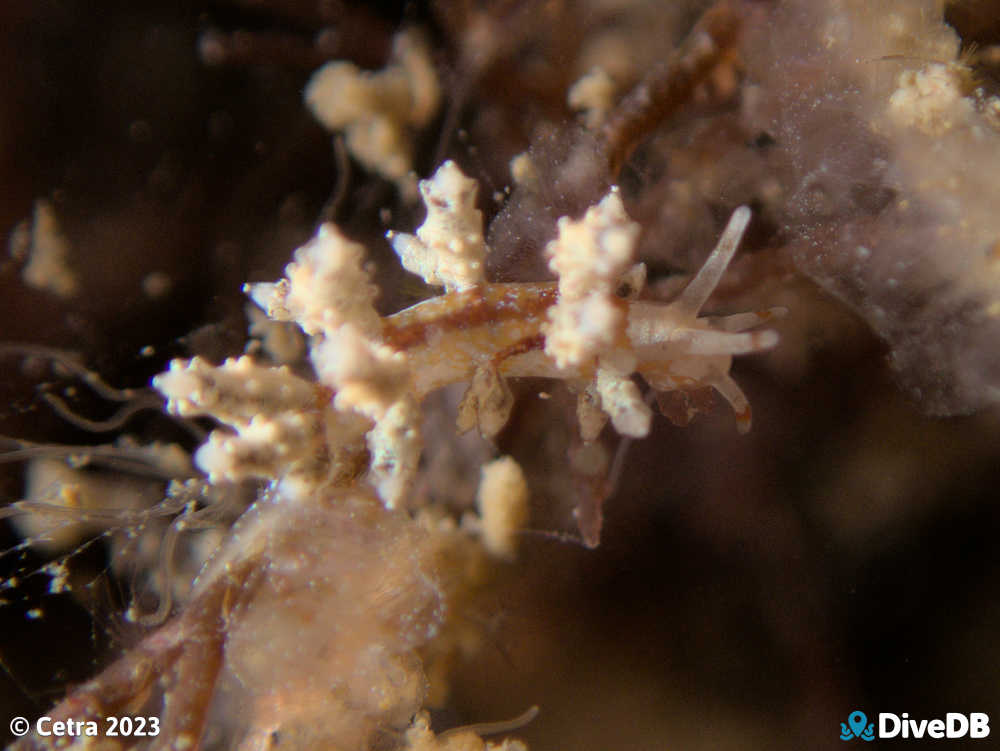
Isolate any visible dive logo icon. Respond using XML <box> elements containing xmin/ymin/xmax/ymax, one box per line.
<box><xmin>841</xmin><ymin>710</ymin><xmax>875</xmax><ymax>741</ymax></box>
<box><xmin>839</xmin><ymin>710</ymin><xmax>989</xmax><ymax>740</ymax></box>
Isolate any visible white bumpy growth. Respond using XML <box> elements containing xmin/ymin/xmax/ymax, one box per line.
<box><xmin>388</xmin><ymin>160</ymin><xmax>489</xmax><ymax>292</ymax></box>
<box><xmin>305</xmin><ymin>29</ymin><xmax>440</xmax><ymax>196</ymax></box>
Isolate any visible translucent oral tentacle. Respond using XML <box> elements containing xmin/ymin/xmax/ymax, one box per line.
<box><xmin>673</xmin><ymin>205</ymin><xmax>751</xmax><ymax>317</ymax></box>
<box><xmin>652</xmin><ymin>327</ymin><xmax>779</xmax><ymax>357</ymax></box>
<box><xmin>706</xmin><ymin>368</ymin><xmax>752</xmax><ymax>433</ymax></box>
<box><xmin>707</xmin><ymin>306</ymin><xmax>788</xmax><ymax>332</ymax></box>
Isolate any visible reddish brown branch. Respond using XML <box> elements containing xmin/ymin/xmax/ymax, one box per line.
<box><xmin>600</xmin><ymin>0</ymin><xmax>744</xmax><ymax>175</ymax></box>
<box><xmin>11</xmin><ymin>561</ymin><xmax>258</xmax><ymax>751</ymax></box>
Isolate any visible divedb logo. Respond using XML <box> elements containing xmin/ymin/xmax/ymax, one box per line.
<box><xmin>840</xmin><ymin>710</ymin><xmax>990</xmax><ymax>741</ymax></box>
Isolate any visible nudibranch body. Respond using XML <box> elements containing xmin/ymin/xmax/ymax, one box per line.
<box><xmin>156</xmin><ymin>161</ymin><xmax>780</xmax><ymax>507</ymax></box>
<box><xmin>383</xmin><ymin>198</ymin><xmax>779</xmax><ymax>435</ymax></box>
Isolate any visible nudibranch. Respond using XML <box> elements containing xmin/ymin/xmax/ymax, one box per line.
<box><xmin>156</xmin><ymin>161</ymin><xmax>781</xmax><ymax>508</ymax></box>
<box><xmin>382</xmin><ymin>167</ymin><xmax>784</xmax><ymax>437</ymax></box>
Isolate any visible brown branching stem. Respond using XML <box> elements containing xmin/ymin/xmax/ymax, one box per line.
<box><xmin>10</xmin><ymin>560</ymin><xmax>258</xmax><ymax>751</ymax></box>
<box><xmin>600</xmin><ymin>0</ymin><xmax>744</xmax><ymax>175</ymax></box>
